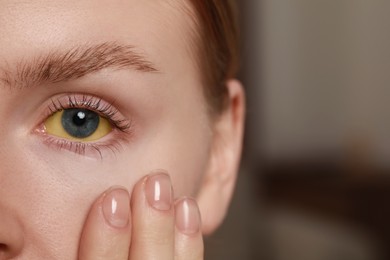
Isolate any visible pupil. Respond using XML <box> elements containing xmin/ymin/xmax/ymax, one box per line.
<box><xmin>73</xmin><ymin>111</ymin><xmax>87</xmax><ymax>126</ymax></box>
<box><xmin>62</xmin><ymin>108</ymin><xmax>100</xmax><ymax>138</ymax></box>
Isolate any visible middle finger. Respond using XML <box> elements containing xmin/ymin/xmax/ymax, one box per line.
<box><xmin>129</xmin><ymin>172</ymin><xmax>175</xmax><ymax>260</ymax></box>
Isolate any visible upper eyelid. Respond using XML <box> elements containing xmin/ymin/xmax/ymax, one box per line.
<box><xmin>46</xmin><ymin>93</ymin><xmax>132</xmax><ymax>133</ymax></box>
<box><xmin>50</xmin><ymin>94</ymin><xmax>107</xmax><ymax>111</ymax></box>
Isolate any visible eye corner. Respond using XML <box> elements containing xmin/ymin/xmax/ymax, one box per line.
<box><xmin>33</xmin><ymin>122</ymin><xmax>47</xmax><ymax>135</ymax></box>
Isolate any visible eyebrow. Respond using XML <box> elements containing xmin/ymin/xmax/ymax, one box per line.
<box><xmin>0</xmin><ymin>42</ymin><xmax>158</xmax><ymax>89</ymax></box>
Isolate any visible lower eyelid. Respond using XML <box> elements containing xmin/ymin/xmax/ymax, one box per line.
<box><xmin>38</xmin><ymin>128</ymin><xmax>129</xmax><ymax>159</ymax></box>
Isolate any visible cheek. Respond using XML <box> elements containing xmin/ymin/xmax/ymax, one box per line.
<box><xmin>3</xmin><ymin>139</ymin><xmax>145</xmax><ymax>258</ymax></box>
<box><xmin>0</xmin><ymin>148</ymin><xmax>91</xmax><ymax>259</ymax></box>
<box><xmin>28</xmin><ymin>149</ymin><xmax>206</xmax><ymax>256</ymax></box>
<box><xmin>2</xmin><ymin>105</ymin><xmax>212</xmax><ymax>259</ymax></box>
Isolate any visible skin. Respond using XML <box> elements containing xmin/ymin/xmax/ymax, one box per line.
<box><xmin>0</xmin><ymin>0</ymin><xmax>245</xmax><ymax>259</ymax></box>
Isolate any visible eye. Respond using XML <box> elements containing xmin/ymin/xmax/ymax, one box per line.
<box><xmin>36</xmin><ymin>94</ymin><xmax>132</xmax><ymax>158</ymax></box>
<box><xmin>44</xmin><ymin>108</ymin><xmax>112</xmax><ymax>141</ymax></box>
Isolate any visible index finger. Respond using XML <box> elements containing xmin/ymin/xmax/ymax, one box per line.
<box><xmin>78</xmin><ymin>187</ymin><xmax>132</xmax><ymax>260</ymax></box>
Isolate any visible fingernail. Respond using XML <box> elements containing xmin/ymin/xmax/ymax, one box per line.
<box><xmin>175</xmin><ymin>198</ymin><xmax>201</xmax><ymax>235</ymax></box>
<box><xmin>145</xmin><ymin>173</ymin><xmax>172</xmax><ymax>211</ymax></box>
<box><xmin>102</xmin><ymin>188</ymin><xmax>130</xmax><ymax>228</ymax></box>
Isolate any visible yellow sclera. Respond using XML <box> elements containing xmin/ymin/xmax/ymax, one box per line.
<box><xmin>44</xmin><ymin>110</ymin><xmax>112</xmax><ymax>141</ymax></box>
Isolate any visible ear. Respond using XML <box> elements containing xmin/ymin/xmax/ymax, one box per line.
<box><xmin>196</xmin><ymin>79</ymin><xmax>246</xmax><ymax>235</ymax></box>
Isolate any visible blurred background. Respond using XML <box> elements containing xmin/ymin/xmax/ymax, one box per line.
<box><xmin>205</xmin><ymin>1</ymin><xmax>390</xmax><ymax>260</ymax></box>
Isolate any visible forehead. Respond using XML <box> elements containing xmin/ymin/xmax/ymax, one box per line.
<box><xmin>0</xmin><ymin>0</ymin><xmax>196</xmax><ymax>73</ymax></box>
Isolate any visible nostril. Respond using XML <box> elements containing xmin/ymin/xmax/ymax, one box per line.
<box><xmin>0</xmin><ymin>244</ymin><xmax>11</xmax><ymax>260</ymax></box>
<box><xmin>0</xmin><ymin>243</ymin><xmax>9</xmax><ymax>252</ymax></box>
<box><xmin>0</xmin><ymin>214</ymin><xmax>24</xmax><ymax>258</ymax></box>
<box><xmin>0</xmin><ymin>243</ymin><xmax>21</xmax><ymax>259</ymax></box>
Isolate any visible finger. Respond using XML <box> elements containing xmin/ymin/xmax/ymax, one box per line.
<box><xmin>174</xmin><ymin>197</ymin><xmax>204</xmax><ymax>260</ymax></box>
<box><xmin>129</xmin><ymin>172</ymin><xmax>175</xmax><ymax>260</ymax></box>
<box><xmin>78</xmin><ymin>187</ymin><xmax>131</xmax><ymax>260</ymax></box>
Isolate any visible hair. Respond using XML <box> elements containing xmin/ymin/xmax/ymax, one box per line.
<box><xmin>187</xmin><ymin>0</ymin><xmax>240</xmax><ymax>115</ymax></box>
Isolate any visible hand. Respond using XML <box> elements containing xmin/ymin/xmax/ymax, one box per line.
<box><xmin>78</xmin><ymin>172</ymin><xmax>204</xmax><ymax>260</ymax></box>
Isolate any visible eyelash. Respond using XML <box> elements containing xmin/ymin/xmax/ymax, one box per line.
<box><xmin>39</xmin><ymin>94</ymin><xmax>133</xmax><ymax>158</ymax></box>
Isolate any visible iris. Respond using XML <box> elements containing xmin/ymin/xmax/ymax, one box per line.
<box><xmin>61</xmin><ymin>109</ymin><xmax>100</xmax><ymax>138</ymax></box>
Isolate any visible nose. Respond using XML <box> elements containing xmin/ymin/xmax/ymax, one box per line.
<box><xmin>0</xmin><ymin>210</ymin><xmax>24</xmax><ymax>259</ymax></box>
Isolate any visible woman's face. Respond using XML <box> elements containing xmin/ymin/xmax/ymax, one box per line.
<box><xmin>0</xmin><ymin>0</ymin><xmax>222</xmax><ymax>258</ymax></box>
